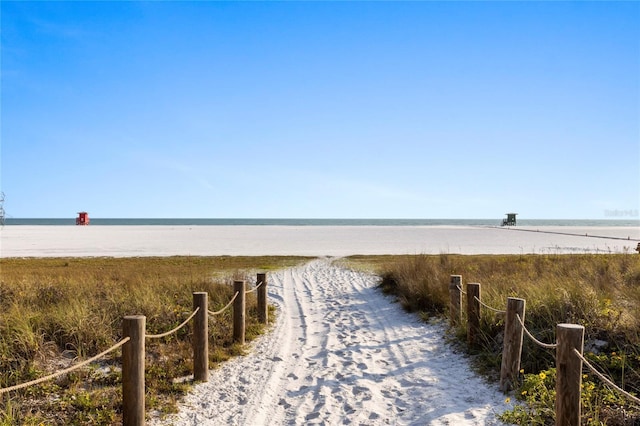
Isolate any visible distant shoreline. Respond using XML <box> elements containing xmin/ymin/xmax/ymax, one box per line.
<box><xmin>4</xmin><ymin>218</ymin><xmax>639</xmax><ymax>227</ymax></box>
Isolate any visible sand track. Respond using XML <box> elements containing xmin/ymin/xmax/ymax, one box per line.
<box><xmin>152</xmin><ymin>259</ymin><xmax>509</xmax><ymax>425</ymax></box>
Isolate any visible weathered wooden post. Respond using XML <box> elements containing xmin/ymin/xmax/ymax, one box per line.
<box><xmin>257</xmin><ymin>273</ymin><xmax>268</xmax><ymax>325</ymax></box>
<box><xmin>449</xmin><ymin>275</ymin><xmax>462</xmax><ymax>326</ymax></box>
<box><xmin>193</xmin><ymin>292</ymin><xmax>208</xmax><ymax>382</ymax></box>
<box><xmin>123</xmin><ymin>315</ymin><xmax>145</xmax><ymax>426</ymax></box>
<box><xmin>466</xmin><ymin>283</ymin><xmax>481</xmax><ymax>348</ymax></box>
<box><xmin>233</xmin><ymin>280</ymin><xmax>246</xmax><ymax>344</ymax></box>
<box><xmin>555</xmin><ymin>324</ymin><xmax>585</xmax><ymax>426</ymax></box>
<box><xmin>500</xmin><ymin>297</ymin><xmax>526</xmax><ymax>392</ymax></box>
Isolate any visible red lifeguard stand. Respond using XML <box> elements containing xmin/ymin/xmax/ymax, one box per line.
<box><xmin>76</xmin><ymin>212</ymin><xmax>90</xmax><ymax>225</ymax></box>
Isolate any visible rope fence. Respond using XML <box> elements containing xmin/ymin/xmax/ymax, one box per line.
<box><xmin>449</xmin><ymin>273</ymin><xmax>639</xmax><ymax>424</ymax></box>
<box><xmin>474</xmin><ymin>296</ymin><xmax>506</xmax><ymax>314</ymax></box>
<box><xmin>0</xmin><ymin>273</ymin><xmax>270</xmax><ymax>426</ymax></box>
<box><xmin>0</xmin><ymin>337</ymin><xmax>130</xmax><ymax>395</ymax></box>
<box><xmin>146</xmin><ymin>307</ymin><xmax>200</xmax><ymax>339</ymax></box>
<box><xmin>516</xmin><ymin>313</ymin><xmax>557</xmax><ymax>349</ymax></box>
<box><xmin>245</xmin><ymin>280</ymin><xmax>264</xmax><ymax>294</ymax></box>
<box><xmin>574</xmin><ymin>348</ymin><xmax>640</xmax><ymax>406</ymax></box>
<box><xmin>208</xmin><ymin>291</ymin><xmax>239</xmax><ymax>316</ymax></box>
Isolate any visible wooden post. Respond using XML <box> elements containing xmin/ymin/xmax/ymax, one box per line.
<box><xmin>449</xmin><ymin>275</ymin><xmax>462</xmax><ymax>326</ymax></box>
<box><xmin>193</xmin><ymin>292</ymin><xmax>208</xmax><ymax>382</ymax></box>
<box><xmin>233</xmin><ymin>280</ymin><xmax>246</xmax><ymax>344</ymax></box>
<box><xmin>500</xmin><ymin>297</ymin><xmax>526</xmax><ymax>392</ymax></box>
<box><xmin>556</xmin><ymin>323</ymin><xmax>585</xmax><ymax>426</ymax></box>
<box><xmin>257</xmin><ymin>273</ymin><xmax>268</xmax><ymax>325</ymax></box>
<box><xmin>466</xmin><ymin>283</ymin><xmax>481</xmax><ymax>348</ymax></box>
<box><xmin>123</xmin><ymin>315</ymin><xmax>145</xmax><ymax>426</ymax></box>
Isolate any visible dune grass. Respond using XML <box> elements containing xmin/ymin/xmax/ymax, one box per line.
<box><xmin>346</xmin><ymin>253</ymin><xmax>640</xmax><ymax>426</ymax></box>
<box><xmin>0</xmin><ymin>256</ymin><xmax>308</xmax><ymax>425</ymax></box>
<box><xmin>4</xmin><ymin>253</ymin><xmax>639</xmax><ymax>424</ymax></box>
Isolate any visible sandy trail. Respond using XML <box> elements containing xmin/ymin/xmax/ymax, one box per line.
<box><xmin>152</xmin><ymin>259</ymin><xmax>509</xmax><ymax>425</ymax></box>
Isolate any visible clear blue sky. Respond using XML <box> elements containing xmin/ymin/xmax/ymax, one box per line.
<box><xmin>1</xmin><ymin>1</ymin><xmax>639</xmax><ymax>219</ymax></box>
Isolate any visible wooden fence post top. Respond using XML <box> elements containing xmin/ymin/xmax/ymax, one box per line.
<box><xmin>193</xmin><ymin>291</ymin><xmax>207</xmax><ymax>295</ymax></box>
<box><xmin>507</xmin><ymin>296</ymin><xmax>526</xmax><ymax>302</ymax></box>
<box><xmin>557</xmin><ymin>323</ymin><xmax>585</xmax><ymax>330</ymax></box>
<box><xmin>124</xmin><ymin>315</ymin><xmax>145</xmax><ymax>321</ymax></box>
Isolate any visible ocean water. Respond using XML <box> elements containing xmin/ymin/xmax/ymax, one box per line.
<box><xmin>4</xmin><ymin>218</ymin><xmax>639</xmax><ymax>226</ymax></box>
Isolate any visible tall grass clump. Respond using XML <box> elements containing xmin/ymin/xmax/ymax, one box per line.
<box><xmin>0</xmin><ymin>256</ymin><xmax>307</xmax><ymax>425</ymax></box>
<box><xmin>366</xmin><ymin>253</ymin><xmax>640</xmax><ymax>425</ymax></box>
<box><xmin>378</xmin><ymin>253</ymin><xmax>453</xmax><ymax>315</ymax></box>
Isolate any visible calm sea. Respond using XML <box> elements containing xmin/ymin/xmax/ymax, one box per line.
<box><xmin>4</xmin><ymin>218</ymin><xmax>639</xmax><ymax>226</ymax></box>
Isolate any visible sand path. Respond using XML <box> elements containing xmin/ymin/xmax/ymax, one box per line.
<box><xmin>152</xmin><ymin>259</ymin><xmax>509</xmax><ymax>425</ymax></box>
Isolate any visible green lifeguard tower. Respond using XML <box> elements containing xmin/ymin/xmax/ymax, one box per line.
<box><xmin>501</xmin><ymin>213</ymin><xmax>517</xmax><ymax>226</ymax></box>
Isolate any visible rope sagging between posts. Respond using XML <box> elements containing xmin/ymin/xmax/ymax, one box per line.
<box><xmin>146</xmin><ymin>307</ymin><xmax>200</xmax><ymax>339</ymax></box>
<box><xmin>245</xmin><ymin>281</ymin><xmax>264</xmax><ymax>294</ymax></box>
<box><xmin>474</xmin><ymin>296</ymin><xmax>507</xmax><ymax>314</ymax></box>
<box><xmin>573</xmin><ymin>348</ymin><xmax>640</xmax><ymax>405</ymax></box>
<box><xmin>208</xmin><ymin>291</ymin><xmax>240</xmax><ymax>316</ymax></box>
<box><xmin>0</xmin><ymin>337</ymin><xmax>131</xmax><ymax>394</ymax></box>
<box><xmin>456</xmin><ymin>285</ymin><xmax>467</xmax><ymax>296</ymax></box>
<box><xmin>516</xmin><ymin>313</ymin><xmax>558</xmax><ymax>349</ymax></box>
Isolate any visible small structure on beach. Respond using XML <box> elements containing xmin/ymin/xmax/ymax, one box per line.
<box><xmin>76</xmin><ymin>212</ymin><xmax>90</xmax><ymax>225</ymax></box>
<box><xmin>501</xmin><ymin>213</ymin><xmax>517</xmax><ymax>226</ymax></box>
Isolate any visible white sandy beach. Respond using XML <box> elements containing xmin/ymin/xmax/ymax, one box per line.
<box><xmin>1</xmin><ymin>225</ymin><xmax>638</xmax><ymax>258</ymax></box>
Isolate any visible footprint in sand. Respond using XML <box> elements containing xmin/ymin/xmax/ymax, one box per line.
<box><xmin>305</xmin><ymin>412</ymin><xmax>320</xmax><ymax>421</ymax></box>
<box><xmin>278</xmin><ymin>398</ymin><xmax>291</xmax><ymax>409</ymax></box>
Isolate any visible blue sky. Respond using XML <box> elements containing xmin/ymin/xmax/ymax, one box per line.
<box><xmin>1</xmin><ymin>1</ymin><xmax>638</xmax><ymax>219</ymax></box>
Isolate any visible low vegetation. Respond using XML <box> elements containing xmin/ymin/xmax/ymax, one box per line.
<box><xmin>4</xmin><ymin>253</ymin><xmax>639</xmax><ymax>424</ymax></box>
<box><xmin>348</xmin><ymin>253</ymin><xmax>640</xmax><ymax>425</ymax></box>
<box><xmin>0</xmin><ymin>256</ymin><xmax>308</xmax><ymax>425</ymax></box>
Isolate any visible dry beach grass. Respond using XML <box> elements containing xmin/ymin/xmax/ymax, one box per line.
<box><xmin>0</xmin><ymin>256</ymin><xmax>308</xmax><ymax>425</ymax></box>
<box><xmin>1</xmin><ymin>253</ymin><xmax>639</xmax><ymax>424</ymax></box>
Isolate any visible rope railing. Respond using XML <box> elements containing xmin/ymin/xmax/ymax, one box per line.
<box><xmin>245</xmin><ymin>281</ymin><xmax>263</xmax><ymax>294</ymax></box>
<box><xmin>516</xmin><ymin>313</ymin><xmax>557</xmax><ymax>349</ymax></box>
<box><xmin>0</xmin><ymin>337</ymin><xmax>130</xmax><ymax>394</ymax></box>
<box><xmin>146</xmin><ymin>307</ymin><xmax>200</xmax><ymax>339</ymax></box>
<box><xmin>0</xmin><ymin>274</ymin><xmax>270</xmax><ymax>425</ymax></box>
<box><xmin>450</xmin><ymin>273</ymin><xmax>638</xmax><ymax>423</ymax></box>
<box><xmin>208</xmin><ymin>291</ymin><xmax>240</xmax><ymax>316</ymax></box>
<box><xmin>573</xmin><ymin>348</ymin><xmax>640</xmax><ymax>405</ymax></box>
<box><xmin>474</xmin><ymin>296</ymin><xmax>507</xmax><ymax>314</ymax></box>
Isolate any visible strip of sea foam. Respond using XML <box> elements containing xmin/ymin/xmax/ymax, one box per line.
<box><xmin>1</xmin><ymin>225</ymin><xmax>638</xmax><ymax>258</ymax></box>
